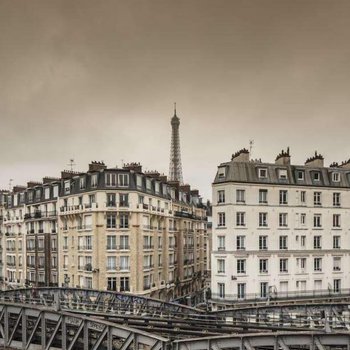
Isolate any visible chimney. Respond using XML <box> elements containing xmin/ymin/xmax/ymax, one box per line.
<box><xmin>305</xmin><ymin>151</ymin><xmax>324</xmax><ymax>168</ymax></box>
<box><xmin>275</xmin><ymin>147</ymin><xmax>291</xmax><ymax>165</ymax></box>
<box><xmin>123</xmin><ymin>162</ymin><xmax>142</xmax><ymax>173</ymax></box>
<box><xmin>145</xmin><ymin>170</ymin><xmax>161</xmax><ymax>179</ymax></box>
<box><xmin>61</xmin><ymin>170</ymin><xmax>79</xmax><ymax>179</ymax></box>
<box><xmin>231</xmin><ymin>148</ymin><xmax>250</xmax><ymax>162</ymax></box>
<box><xmin>89</xmin><ymin>161</ymin><xmax>107</xmax><ymax>172</ymax></box>
<box><xmin>43</xmin><ymin>177</ymin><xmax>60</xmax><ymax>184</ymax></box>
<box><xmin>180</xmin><ymin>184</ymin><xmax>191</xmax><ymax>194</ymax></box>
<box><xmin>339</xmin><ymin>159</ymin><xmax>350</xmax><ymax>169</ymax></box>
<box><xmin>159</xmin><ymin>175</ymin><xmax>168</xmax><ymax>183</ymax></box>
<box><xmin>13</xmin><ymin>186</ymin><xmax>26</xmax><ymax>193</ymax></box>
<box><xmin>27</xmin><ymin>181</ymin><xmax>42</xmax><ymax>188</ymax></box>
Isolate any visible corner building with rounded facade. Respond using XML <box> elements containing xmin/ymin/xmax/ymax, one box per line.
<box><xmin>211</xmin><ymin>148</ymin><xmax>350</xmax><ymax>308</ymax></box>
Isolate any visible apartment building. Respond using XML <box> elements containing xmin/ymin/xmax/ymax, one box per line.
<box><xmin>24</xmin><ymin>179</ymin><xmax>59</xmax><ymax>287</ymax></box>
<box><xmin>211</xmin><ymin>148</ymin><xmax>350</xmax><ymax>307</ymax></box>
<box><xmin>58</xmin><ymin>161</ymin><xmax>208</xmax><ymax>300</ymax></box>
<box><xmin>2</xmin><ymin>186</ymin><xmax>26</xmax><ymax>288</ymax></box>
<box><xmin>0</xmin><ymin>191</ymin><xmax>8</xmax><ymax>286</ymax></box>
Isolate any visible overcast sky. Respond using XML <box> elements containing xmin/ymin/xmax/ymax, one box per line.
<box><xmin>1</xmin><ymin>0</ymin><xmax>350</xmax><ymax>200</ymax></box>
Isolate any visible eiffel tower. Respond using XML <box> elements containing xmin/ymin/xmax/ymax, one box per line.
<box><xmin>168</xmin><ymin>103</ymin><xmax>184</xmax><ymax>184</ymax></box>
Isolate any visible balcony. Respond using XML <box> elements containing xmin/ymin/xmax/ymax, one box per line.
<box><xmin>143</xmin><ymin>264</ymin><xmax>154</xmax><ymax>270</ymax></box>
<box><xmin>143</xmin><ymin>245</ymin><xmax>154</xmax><ymax>250</ymax></box>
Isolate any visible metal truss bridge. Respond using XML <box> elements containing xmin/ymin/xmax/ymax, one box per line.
<box><xmin>0</xmin><ymin>288</ymin><xmax>350</xmax><ymax>349</ymax></box>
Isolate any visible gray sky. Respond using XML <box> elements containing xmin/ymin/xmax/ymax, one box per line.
<box><xmin>1</xmin><ymin>0</ymin><xmax>350</xmax><ymax>200</ymax></box>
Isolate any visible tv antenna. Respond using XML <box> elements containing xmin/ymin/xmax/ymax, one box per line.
<box><xmin>67</xmin><ymin>159</ymin><xmax>76</xmax><ymax>171</ymax></box>
<box><xmin>249</xmin><ymin>140</ymin><xmax>254</xmax><ymax>155</ymax></box>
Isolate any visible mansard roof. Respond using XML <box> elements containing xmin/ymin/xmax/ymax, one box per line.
<box><xmin>214</xmin><ymin>161</ymin><xmax>350</xmax><ymax>188</ymax></box>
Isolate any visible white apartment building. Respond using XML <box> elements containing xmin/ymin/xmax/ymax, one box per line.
<box><xmin>211</xmin><ymin>148</ymin><xmax>350</xmax><ymax>307</ymax></box>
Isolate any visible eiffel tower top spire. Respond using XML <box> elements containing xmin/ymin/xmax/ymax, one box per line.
<box><xmin>169</xmin><ymin>103</ymin><xmax>184</xmax><ymax>184</ymax></box>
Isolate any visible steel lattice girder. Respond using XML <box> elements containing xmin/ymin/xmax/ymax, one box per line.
<box><xmin>0</xmin><ymin>287</ymin><xmax>203</xmax><ymax>318</ymax></box>
<box><xmin>174</xmin><ymin>332</ymin><xmax>350</xmax><ymax>350</ymax></box>
<box><xmin>0</xmin><ymin>302</ymin><xmax>168</xmax><ymax>350</ymax></box>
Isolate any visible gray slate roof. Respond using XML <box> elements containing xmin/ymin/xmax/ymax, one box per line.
<box><xmin>214</xmin><ymin>161</ymin><xmax>350</xmax><ymax>188</ymax></box>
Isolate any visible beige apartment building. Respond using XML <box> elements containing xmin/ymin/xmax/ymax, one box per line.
<box><xmin>58</xmin><ymin>161</ymin><xmax>209</xmax><ymax>300</ymax></box>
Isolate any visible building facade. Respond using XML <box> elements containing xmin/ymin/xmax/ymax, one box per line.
<box><xmin>58</xmin><ymin>162</ymin><xmax>208</xmax><ymax>300</ymax></box>
<box><xmin>211</xmin><ymin>148</ymin><xmax>350</xmax><ymax>307</ymax></box>
<box><xmin>0</xmin><ymin>162</ymin><xmax>209</xmax><ymax>300</ymax></box>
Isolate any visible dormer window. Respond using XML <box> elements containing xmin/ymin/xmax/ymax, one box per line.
<box><xmin>64</xmin><ymin>180</ymin><xmax>71</xmax><ymax>194</ymax></box>
<box><xmin>258</xmin><ymin>168</ymin><xmax>267</xmax><ymax>178</ymax></box>
<box><xmin>297</xmin><ymin>171</ymin><xmax>304</xmax><ymax>180</ymax></box>
<box><xmin>278</xmin><ymin>169</ymin><xmax>287</xmax><ymax>180</ymax></box>
<box><xmin>332</xmin><ymin>172</ymin><xmax>340</xmax><ymax>182</ymax></box>
<box><xmin>91</xmin><ymin>174</ymin><xmax>98</xmax><ymax>188</ymax></box>
<box><xmin>218</xmin><ymin>167</ymin><xmax>226</xmax><ymax>178</ymax></box>
<box><xmin>80</xmin><ymin>176</ymin><xmax>86</xmax><ymax>190</ymax></box>
<box><xmin>105</xmin><ymin>173</ymin><xmax>117</xmax><ymax>187</ymax></box>
<box><xmin>313</xmin><ymin>172</ymin><xmax>320</xmax><ymax>181</ymax></box>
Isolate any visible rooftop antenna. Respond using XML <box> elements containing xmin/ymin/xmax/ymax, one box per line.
<box><xmin>249</xmin><ymin>140</ymin><xmax>254</xmax><ymax>155</ymax></box>
<box><xmin>121</xmin><ymin>159</ymin><xmax>124</xmax><ymax>168</ymax></box>
<box><xmin>9</xmin><ymin>179</ymin><xmax>13</xmax><ymax>191</ymax></box>
<box><xmin>67</xmin><ymin>159</ymin><xmax>76</xmax><ymax>171</ymax></box>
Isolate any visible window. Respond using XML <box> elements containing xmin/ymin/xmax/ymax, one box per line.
<box><xmin>217</xmin><ymin>259</ymin><xmax>225</xmax><ymax>273</ymax></box>
<box><xmin>237</xmin><ymin>283</ymin><xmax>246</xmax><ymax>299</ymax></box>
<box><xmin>64</xmin><ymin>180</ymin><xmax>70</xmax><ymax>194</ymax></box>
<box><xmin>120</xmin><ymin>256</ymin><xmax>130</xmax><ymax>270</ymax></box>
<box><xmin>120</xmin><ymin>213</ymin><xmax>129</xmax><ymax>229</ymax></box>
<box><xmin>259</xmin><ymin>189</ymin><xmax>268</xmax><ymax>204</ymax></box>
<box><xmin>332</xmin><ymin>172</ymin><xmax>340</xmax><ymax>182</ymax></box>
<box><xmin>333</xmin><ymin>257</ymin><xmax>341</xmax><ymax>271</ymax></box>
<box><xmin>218</xmin><ymin>167</ymin><xmax>226</xmax><ymax>178</ymax></box>
<box><xmin>300</xmin><ymin>213</ymin><xmax>306</xmax><ymax>226</ymax></box>
<box><xmin>105</xmin><ymin>173</ymin><xmax>117</xmax><ymax>187</ymax></box>
<box><xmin>106</xmin><ymin>193</ymin><xmax>116</xmax><ymax>207</ymax></box>
<box><xmin>333</xmin><ymin>279</ymin><xmax>341</xmax><ymax>292</ymax></box>
<box><xmin>218</xmin><ymin>236</ymin><xmax>225</xmax><ymax>250</ymax></box>
<box><xmin>218</xmin><ymin>212</ymin><xmax>226</xmax><ymax>227</ymax></box>
<box><xmin>297</xmin><ymin>171</ymin><xmax>304</xmax><ymax>180</ymax></box>
<box><xmin>313</xmin><ymin>172</ymin><xmax>320</xmax><ymax>181</ymax></box>
<box><xmin>279</xmin><ymin>190</ymin><xmax>288</xmax><ymax>205</ymax></box>
<box><xmin>120</xmin><ymin>235</ymin><xmax>129</xmax><ymax>249</ymax></box>
<box><xmin>118</xmin><ymin>174</ymin><xmax>129</xmax><ymax>187</ymax></box>
<box><xmin>236</xmin><ymin>189</ymin><xmax>245</xmax><ymax>203</ymax></box>
<box><xmin>218</xmin><ymin>283</ymin><xmax>225</xmax><ymax>298</ymax></box>
<box><xmin>314</xmin><ymin>236</ymin><xmax>322</xmax><ymax>249</ymax></box>
<box><xmin>259</xmin><ymin>212</ymin><xmax>268</xmax><ymax>227</ymax></box>
<box><xmin>107</xmin><ymin>256</ymin><xmax>116</xmax><ymax>270</ymax></box>
<box><xmin>44</xmin><ymin>187</ymin><xmax>50</xmax><ymax>200</ymax></box>
<box><xmin>301</xmin><ymin>235</ymin><xmax>306</xmax><ymax>247</ymax></box>
<box><xmin>314</xmin><ymin>192</ymin><xmax>321</xmax><ymax>206</ymax></box>
<box><xmin>120</xmin><ymin>277</ymin><xmax>130</xmax><ymax>292</ymax></box>
<box><xmin>217</xmin><ymin>190</ymin><xmax>225</xmax><ymax>204</ymax></box>
<box><xmin>279</xmin><ymin>236</ymin><xmax>288</xmax><ymax>249</ymax></box>
<box><xmin>300</xmin><ymin>191</ymin><xmax>306</xmax><ymax>203</ymax></box>
<box><xmin>237</xmin><ymin>259</ymin><xmax>246</xmax><ymax>274</ymax></box>
<box><xmin>259</xmin><ymin>236</ymin><xmax>268</xmax><ymax>250</ymax></box>
<box><xmin>313</xmin><ymin>214</ymin><xmax>322</xmax><ymax>228</ymax></box>
<box><xmin>333</xmin><ymin>193</ymin><xmax>341</xmax><ymax>207</ymax></box>
<box><xmin>279</xmin><ymin>213</ymin><xmax>288</xmax><ymax>227</ymax></box>
<box><xmin>107</xmin><ymin>277</ymin><xmax>117</xmax><ymax>291</ymax></box>
<box><xmin>106</xmin><ymin>235</ymin><xmax>116</xmax><ymax>250</ymax></box>
<box><xmin>79</xmin><ymin>177</ymin><xmax>86</xmax><ymax>190</ymax></box>
<box><xmin>297</xmin><ymin>257</ymin><xmax>306</xmax><ymax>272</ymax></box>
<box><xmin>91</xmin><ymin>174</ymin><xmax>98</xmax><ymax>188</ymax></box>
<box><xmin>280</xmin><ymin>258</ymin><xmax>288</xmax><ymax>272</ymax></box>
<box><xmin>314</xmin><ymin>258</ymin><xmax>322</xmax><ymax>271</ymax></box>
<box><xmin>260</xmin><ymin>282</ymin><xmax>268</xmax><ymax>298</ymax></box>
<box><xmin>259</xmin><ymin>259</ymin><xmax>268</xmax><ymax>273</ymax></box>
<box><xmin>278</xmin><ymin>169</ymin><xmax>287</xmax><ymax>179</ymax></box>
<box><xmin>258</xmin><ymin>168</ymin><xmax>267</xmax><ymax>178</ymax></box>
<box><xmin>333</xmin><ymin>236</ymin><xmax>340</xmax><ymax>249</ymax></box>
<box><xmin>333</xmin><ymin>214</ymin><xmax>341</xmax><ymax>228</ymax></box>
<box><xmin>119</xmin><ymin>193</ymin><xmax>129</xmax><ymax>207</ymax></box>
<box><xmin>236</xmin><ymin>236</ymin><xmax>245</xmax><ymax>250</ymax></box>
<box><xmin>106</xmin><ymin>214</ymin><xmax>116</xmax><ymax>229</ymax></box>
<box><xmin>236</xmin><ymin>212</ymin><xmax>245</xmax><ymax>226</ymax></box>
